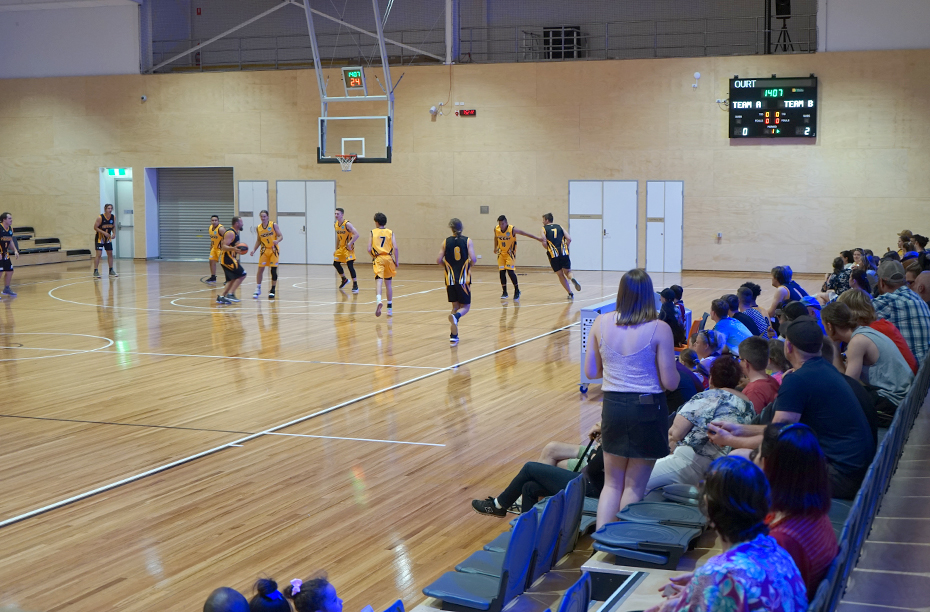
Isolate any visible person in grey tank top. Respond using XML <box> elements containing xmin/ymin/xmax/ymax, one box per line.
<box><xmin>585</xmin><ymin>269</ymin><xmax>680</xmax><ymax>529</ymax></box>
<box><xmin>822</xmin><ymin>302</ymin><xmax>914</xmax><ymax>421</ymax></box>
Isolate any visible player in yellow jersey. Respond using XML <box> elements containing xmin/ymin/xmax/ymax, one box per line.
<box><xmin>541</xmin><ymin>212</ymin><xmax>581</xmax><ymax>299</ymax></box>
<box><xmin>494</xmin><ymin>214</ymin><xmax>545</xmax><ymax>301</ymax></box>
<box><xmin>367</xmin><ymin>212</ymin><xmax>398</xmax><ymax>317</ymax></box>
<box><xmin>439</xmin><ymin>218</ymin><xmax>476</xmax><ymax>344</ymax></box>
<box><xmin>249</xmin><ymin>209</ymin><xmax>283</xmax><ymax>300</ymax></box>
<box><xmin>333</xmin><ymin>207</ymin><xmax>360</xmax><ymax>293</ymax></box>
<box><xmin>205</xmin><ymin>214</ymin><xmax>225</xmax><ymax>284</ymax></box>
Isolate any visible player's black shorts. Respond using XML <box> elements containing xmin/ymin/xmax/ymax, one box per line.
<box><xmin>223</xmin><ymin>263</ymin><xmax>247</xmax><ymax>283</ymax></box>
<box><xmin>95</xmin><ymin>241</ymin><xmax>113</xmax><ymax>252</ymax></box>
<box><xmin>548</xmin><ymin>255</ymin><xmax>571</xmax><ymax>272</ymax></box>
<box><xmin>447</xmin><ymin>284</ymin><xmax>471</xmax><ymax>305</ymax></box>
<box><xmin>0</xmin><ymin>259</ymin><xmax>11</xmax><ymax>272</ymax></box>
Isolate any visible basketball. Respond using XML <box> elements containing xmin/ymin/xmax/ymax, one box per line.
<box><xmin>236</xmin><ymin>242</ymin><xmax>248</xmax><ymax>253</ymax></box>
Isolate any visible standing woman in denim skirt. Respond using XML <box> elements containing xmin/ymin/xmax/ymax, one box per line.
<box><xmin>585</xmin><ymin>269</ymin><xmax>679</xmax><ymax>528</ymax></box>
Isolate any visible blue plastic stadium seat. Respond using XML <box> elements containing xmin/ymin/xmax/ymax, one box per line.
<box><xmin>548</xmin><ymin>573</ymin><xmax>591</xmax><ymax>612</ymax></box>
<box><xmin>555</xmin><ymin>475</ymin><xmax>585</xmax><ymax>561</ymax></box>
<box><xmin>423</xmin><ymin>510</ymin><xmax>538</xmax><ymax>612</ymax></box>
<box><xmin>458</xmin><ymin>490</ymin><xmax>564</xmax><ymax>586</ymax></box>
<box><xmin>381</xmin><ymin>601</ymin><xmax>404</xmax><ymax>612</ymax></box>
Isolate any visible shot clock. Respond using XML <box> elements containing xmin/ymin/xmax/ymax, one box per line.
<box><xmin>729</xmin><ymin>76</ymin><xmax>817</xmax><ymax>138</ymax></box>
<box><xmin>341</xmin><ymin>66</ymin><xmax>367</xmax><ymax>96</ymax></box>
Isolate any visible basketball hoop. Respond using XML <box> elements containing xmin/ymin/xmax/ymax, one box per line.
<box><xmin>335</xmin><ymin>154</ymin><xmax>357</xmax><ymax>172</ymax></box>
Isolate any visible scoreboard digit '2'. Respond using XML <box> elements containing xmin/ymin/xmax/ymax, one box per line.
<box><xmin>729</xmin><ymin>76</ymin><xmax>817</xmax><ymax>138</ymax></box>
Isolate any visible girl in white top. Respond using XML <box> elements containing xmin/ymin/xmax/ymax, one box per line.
<box><xmin>585</xmin><ymin>269</ymin><xmax>679</xmax><ymax>528</ymax></box>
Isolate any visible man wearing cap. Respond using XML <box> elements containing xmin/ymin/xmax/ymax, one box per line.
<box><xmin>801</xmin><ymin>295</ymin><xmax>826</xmax><ymax>334</ymax></box>
<box><xmin>873</xmin><ymin>259</ymin><xmax>930</xmax><ymax>363</ymax></box>
<box><xmin>708</xmin><ymin>315</ymin><xmax>875</xmax><ymax>499</ymax></box>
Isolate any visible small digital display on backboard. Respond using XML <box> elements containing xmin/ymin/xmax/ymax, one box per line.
<box><xmin>342</xmin><ymin>66</ymin><xmax>365</xmax><ymax>90</ymax></box>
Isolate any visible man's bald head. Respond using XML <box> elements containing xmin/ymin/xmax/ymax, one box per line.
<box><xmin>914</xmin><ymin>271</ymin><xmax>930</xmax><ymax>304</ymax></box>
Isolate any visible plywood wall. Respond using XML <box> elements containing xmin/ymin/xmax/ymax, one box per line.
<box><xmin>0</xmin><ymin>50</ymin><xmax>928</xmax><ymax>272</ymax></box>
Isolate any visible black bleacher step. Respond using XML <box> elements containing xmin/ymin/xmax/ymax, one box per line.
<box><xmin>13</xmin><ymin>226</ymin><xmax>35</xmax><ymax>234</ymax></box>
<box><xmin>34</xmin><ymin>238</ymin><xmax>60</xmax><ymax>246</ymax></box>
<box><xmin>67</xmin><ymin>249</ymin><xmax>92</xmax><ymax>256</ymax></box>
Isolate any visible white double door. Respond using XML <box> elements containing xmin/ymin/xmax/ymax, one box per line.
<box><xmin>645</xmin><ymin>181</ymin><xmax>683</xmax><ymax>274</ymax></box>
<box><xmin>274</xmin><ymin>181</ymin><xmax>336</xmax><ymax>265</ymax></box>
<box><xmin>568</xmin><ymin>180</ymin><xmax>638</xmax><ymax>271</ymax></box>
<box><xmin>237</xmin><ymin>181</ymin><xmax>267</xmax><ymax>265</ymax></box>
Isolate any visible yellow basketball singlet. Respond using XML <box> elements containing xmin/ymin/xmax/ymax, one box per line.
<box><xmin>209</xmin><ymin>224</ymin><xmax>225</xmax><ymax>261</ymax></box>
<box><xmin>334</xmin><ymin>219</ymin><xmax>356</xmax><ymax>263</ymax></box>
<box><xmin>370</xmin><ymin>227</ymin><xmax>395</xmax><ymax>279</ymax></box>
<box><xmin>495</xmin><ymin>225</ymin><xmax>517</xmax><ymax>271</ymax></box>
<box><xmin>257</xmin><ymin>222</ymin><xmax>279</xmax><ymax>268</ymax></box>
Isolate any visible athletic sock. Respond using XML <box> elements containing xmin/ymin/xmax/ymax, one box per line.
<box><xmin>493</xmin><ymin>498</ymin><xmax>503</xmax><ymax>510</ymax></box>
<box><xmin>256</xmin><ymin>284</ymin><xmax>261</xmax><ymax>290</ymax></box>
<box><xmin>508</xmin><ymin>270</ymin><xmax>519</xmax><ymax>289</ymax></box>
<box><xmin>376</xmin><ymin>294</ymin><xmax>382</xmax><ymax>303</ymax></box>
<box><xmin>387</xmin><ymin>302</ymin><xmax>392</xmax><ymax>309</ymax></box>
<box><xmin>454</xmin><ymin>312</ymin><xmax>462</xmax><ymax>321</ymax></box>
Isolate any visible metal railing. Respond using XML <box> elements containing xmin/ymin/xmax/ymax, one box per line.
<box><xmin>152</xmin><ymin>29</ymin><xmax>446</xmax><ymax>73</ymax></box>
<box><xmin>459</xmin><ymin>15</ymin><xmax>817</xmax><ymax>63</ymax></box>
<box><xmin>808</xmin><ymin>353</ymin><xmax>930</xmax><ymax>611</ymax></box>
<box><xmin>151</xmin><ymin>14</ymin><xmax>817</xmax><ymax>73</ymax></box>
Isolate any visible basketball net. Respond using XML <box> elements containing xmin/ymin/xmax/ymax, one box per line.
<box><xmin>335</xmin><ymin>154</ymin><xmax>357</xmax><ymax>172</ymax></box>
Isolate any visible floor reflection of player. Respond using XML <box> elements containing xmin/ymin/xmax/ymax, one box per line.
<box><xmin>334</xmin><ymin>291</ymin><xmax>359</xmax><ymax>365</ymax></box>
<box><xmin>0</xmin><ymin>299</ymin><xmax>15</xmax><ymax>380</ymax></box>
<box><xmin>542</xmin><ymin>302</ymin><xmax>574</xmax><ymax>379</ymax></box>
<box><xmin>495</xmin><ymin>305</ymin><xmax>519</xmax><ymax>384</ymax></box>
<box><xmin>373</xmin><ymin>322</ymin><xmax>397</xmax><ymax>406</ymax></box>
<box><xmin>256</xmin><ymin>302</ymin><xmax>281</xmax><ymax>374</ymax></box>
<box><xmin>443</xmin><ymin>365</ymin><xmax>474</xmax><ymax>451</ymax></box>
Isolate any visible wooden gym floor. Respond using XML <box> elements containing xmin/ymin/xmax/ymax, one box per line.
<box><xmin>0</xmin><ymin>261</ymin><xmax>821</xmax><ymax>612</ymax></box>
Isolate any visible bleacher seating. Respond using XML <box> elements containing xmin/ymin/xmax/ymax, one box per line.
<box><xmin>11</xmin><ymin>225</ymin><xmax>91</xmax><ymax>266</ymax></box>
<box><xmin>423</xmin><ymin>509</ymin><xmax>538</xmax><ymax>612</ymax></box>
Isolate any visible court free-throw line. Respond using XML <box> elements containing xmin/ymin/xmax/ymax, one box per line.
<box><xmin>267</xmin><ymin>433</ymin><xmax>445</xmax><ymax>447</ymax></box>
<box><xmin>0</xmin><ymin>321</ymin><xmax>578</xmax><ymax>529</ymax></box>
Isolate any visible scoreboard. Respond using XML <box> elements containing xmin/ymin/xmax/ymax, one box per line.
<box><xmin>729</xmin><ymin>76</ymin><xmax>817</xmax><ymax>138</ymax></box>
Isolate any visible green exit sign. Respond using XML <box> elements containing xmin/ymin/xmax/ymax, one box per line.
<box><xmin>107</xmin><ymin>168</ymin><xmax>128</xmax><ymax>176</ymax></box>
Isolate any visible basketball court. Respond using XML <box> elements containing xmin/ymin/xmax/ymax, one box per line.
<box><xmin>0</xmin><ymin>259</ymin><xmax>810</xmax><ymax>611</ymax></box>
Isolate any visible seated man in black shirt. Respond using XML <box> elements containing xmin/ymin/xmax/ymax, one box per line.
<box><xmin>708</xmin><ymin>316</ymin><xmax>876</xmax><ymax>499</ymax></box>
<box><xmin>723</xmin><ymin>293</ymin><xmax>761</xmax><ymax>336</ymax></box>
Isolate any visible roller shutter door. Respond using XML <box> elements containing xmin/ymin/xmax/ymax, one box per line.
<box><xmin>157</xmin><ymin>168</ymin><xmax>234</xmax><ymax>260</ymax></box>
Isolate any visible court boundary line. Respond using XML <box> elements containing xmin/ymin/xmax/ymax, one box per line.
<box><xmin>267</xmin><ymin>433</ymin><xmax>445</xmax><ymax>447</ymax></box>
<box><xmin>0</xmin><ymin>321</ymin><xmax>578</xmax><ymax>529</ymax></box>
<box><xmin>92</xmin><ymin>350</ymin><xmax>443</xmax><ymax>370</ymax></box>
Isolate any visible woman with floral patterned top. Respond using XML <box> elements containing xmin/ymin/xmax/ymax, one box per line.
<box><xmin>647</xmin><ymin>457</ymin><xmax>808</xmax><ymax>612</ymax></box>
<box><xmin>646</xmin><ymin>355</ymin><xmax>756</xmax><ymax>491</ymax></box>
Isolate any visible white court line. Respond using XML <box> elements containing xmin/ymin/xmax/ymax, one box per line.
<box><xmin>0</xmin><ymin>320</ymin><xmax>577</xmax><ymax>529</ymax></box>
<box><xmin>267</xmin><ymin>432</ymin><xmax>445</xmax><ymax>447</ymax></box>
<box><xmin>49</xmin><ymin>278</ymin><xmax>612</xmax><ymax>316</ymax></box>
<box><xmin>0</xmin><ymin>332</ymin><xmax>113</xmax><ymax>362</ymax></box>
<box><xmin>92</xmin><ymin>349</ymin><xmax>441</xmax><ymax>370</ymax></box>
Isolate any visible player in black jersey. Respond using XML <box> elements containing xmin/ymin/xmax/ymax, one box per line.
<box><xmin>0</xmin><ymin>213</ymin><xmax>20</xmax><ymax>297</ymax></box>
<box><xmin>541</xmin><ymin>212</ymin><xmax>581</xmax><ymax>299</ymax></box>
<box><xmin>438</xmin><ymin>218</ymin><xmax>476</xmax><ymax>344</ymax></box>
<box><xmin>93</xmin><ymin>204</ymin><xmax>118</xmax><ymax>278</ymax></box>
<box><xmin>217</xmin><ymin>216</ymin><xmax>247</xmax><ymax>305</ymax></box>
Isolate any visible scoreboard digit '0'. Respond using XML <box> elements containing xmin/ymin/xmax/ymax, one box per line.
<box><xmin>729</xmin><ymin>76</ymin><xmax>817</xmax><ymax>138</ymax></box>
